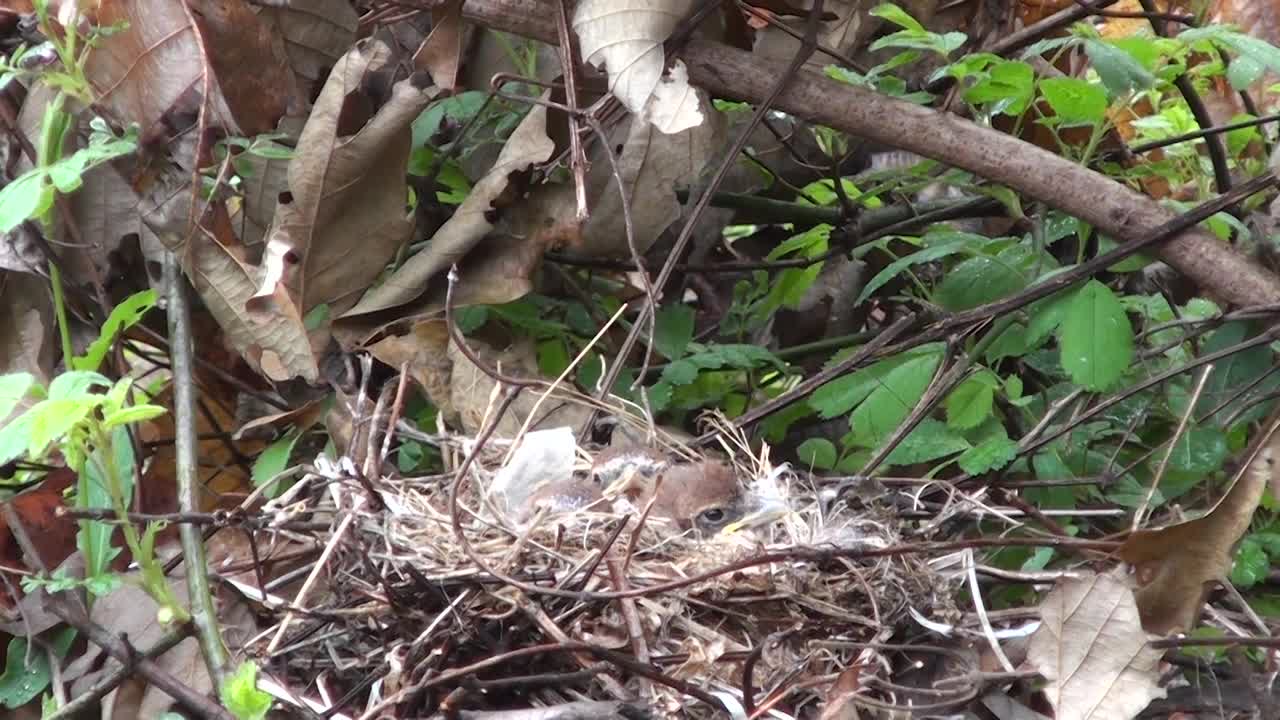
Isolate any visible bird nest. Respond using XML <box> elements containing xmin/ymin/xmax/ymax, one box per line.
<box><xmin>253</xmin><ymin>418</ymin><xmax>968</xmax><ymax>718</ymax></box>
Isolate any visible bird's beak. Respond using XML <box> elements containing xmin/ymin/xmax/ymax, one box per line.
<box><xmin>720</xmin><ymin>494</ymin><xmax>790</xmax><ymax>535</ymax></box>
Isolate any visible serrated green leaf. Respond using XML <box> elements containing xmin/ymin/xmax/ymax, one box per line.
<box><xmin>1231</xmin><ymin>537</ymin><xmax>1269</xmax><ymax>589</ymax></box>
<box><xmin>1040</xmin><ymin>76</ymin><xmax>1108</xmax><ymax>125</ymax></box>
<box><xmin>1177</xmin><ymin>321</ymin><xmax>1280</xmax><ymax>426</ymax></box>
<box><xmin>882</xmin><ymin>418</ymin><xmax>970</xmax><ymax>466</ymax></box>
<box><xmin>1166</xmin><ymin>427</ymin><xmax>1228</xmax><ymax>474</ymax></box>
<box><xmin>1059</xmin><ymin>280</ymin><xmax>1133</xmax><ymax>391</ymax></box>
<box><xmin>796</xmin><ymin>438</ymin><xmax>837</xmax><ymax>470</ymax></box>
<box><xmin>810</xmin><ymin>355</ymin><xmax>907</xmax><ymax>419</ymax></box>
<box><xmin>946</xmin><ymin>373</ymin><xmax>996</xmax><ymax>429</ymax></box>
<box><xmin>654</xmin><ymin>304</ymin><xmax>695</xmax><ymax>361</ymax></box>
<box><xmin>962</xmin><ymin>59</ymin><xmax>1035</xmax><ymax>116</ymax></box>
<box><xmin>935</xmin><ymin>253</ymin><xmax>1029</xmax><ymax>310</ymax></box>
<box><xmin>851</xmin><ymin>351</ymin><xmax>943</xmax><ymax>446</ymax></box>
<box><xmin>958</xmin><ymin>435</ymin><xmax>1018</xmax><ymax>474</ymax></box>
<box><xmin>661</xmin><ymin>359</ymin><xmax>699</xmax><ymax>386</ymax></box>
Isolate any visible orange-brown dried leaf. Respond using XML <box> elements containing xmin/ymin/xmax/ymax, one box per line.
<box><xmin>1118</xmin><ymin>416</ymin><xmax>1280</xmax><ymax>634</ymax></box>
<box><xmin>140</xmin><ymin>386</ymin><xmax>267</xmax><ymax>510</ymax></box>
<box><xmin>84</xmin><ymin>0</ymin><xmax>292</xmax><ymax>143</ymax></box>
<box><xmin>0</xmin><ymin>469</ymin><xmax>78</xmax><ymax>603</ymax></box>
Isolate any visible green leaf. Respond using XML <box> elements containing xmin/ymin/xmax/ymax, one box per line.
<box><xmin>935</xmin><ymin>252</ymin><xmax>1029</xmax><ymax>310</ymax></box>
<box><xmin>221</xmin><ymin>662</ymin><xmax>273</xmax><ymax>720</ymax></box>
<box><xmin>1084</xmin><ymin>39</ymin><xmax>1154</xmax><ymax>96</ymax></box>
<box><xmin>851</xmin><ymin>350</ymin><xmax>943</xmax><ymax>446</ymax></box>
<box><xmin>654</xmin><ymin>304</ymin><xmax>695</xmax><ymax>361</ymax></box>
<box><xmin>536</xmin><ymin>338</ymin><xmax>571</xmax><ymax>377</ymax></box>
<box><xmin>1179</xmin><ymin>321</ymin><xmax>1280</xmax><ymax>426</ymax></box>
<box><xmin>101</xmin><ymin>404</ymin><xmax>167</xmax><ymax>430</ymax></box>
<box><xmin>857</xmin><ymin>238</ymin><xmax>970</xmax><ymax>304</ymax></box>
<box><xmin>1108</xmin><ymin>475</ymin><xmax>1162</xmax><ymax>508</ymax></box>
<box><xmin>882</xmin><ymin>419</ymin><xmax>971</xmax><ymax>466</ymax></box>
<box><xmin>1059</xmin><ymin>280</ymin><xmax>1133</xmax><ymax>391</ymax></box>
<box><xmin>1227</xmin><ymin>54</ymin><xmax>1265</xmax><ymax>90</ymax></box>
<box><xmin>79</xmin><ymin>426</ymin><xmax>133</xmax><ymax>580</ymax></box>
<box><xmin>811</xmin><ymin>355</ymin><xmax>909</xmax><ymax>419</ymax></box>
<box><xmin>945</xmin><ymin>372</ymin><xmax>997</xmax><ymax>430</ymax></box>
<box><xmin>767</xmin><ymin>224</ymin><xmax>831</xmax><ymax>260</ymax></box>
<box><xmin>26</xmin><ymin>399</ymin><xmax>90</xmax><ymax>459</ymax></box>
<box><xmin>660</xmin><ymin>359</ymin><xmax>699</xmax><ymax>386</ymax></box>
<box><xmin>73</xmin><ymin>289</ymin><xmax>157</xmax><ymax>372</ymax></box>
<box><xmin>0</xmin><ymin>627</ymin><xmax>75</xmax><ymax>708</ymax></box>
<box><xmin>871</xmin><ymin>2</ymin><xmax>924</xmax><ymax>32</ymax></box>
<box><xmin>0</xmin><ymin>412</ymin><xmax>34</xmax><ymax>465</ymax></box>
<box><xmin>0</xmin><ymin>373</ymin><xmax>37</xmax><ymax>423</ymax></box>
<box><xmin>962</xmin><ymin>59</ymin><xmax>1035</xmax><ymax>116</ymax></box>
<box><xmin>1166</xmin><ymin>427</ymin><xmax>1228</xmax><ymax>474</ymax></box>
<box><xmin>958</xmin><ymin>435</ymin><xmax>1019</xmax><ymax>474</ymax></box>
<box><xmin>252</xmin><ymin>429</ymin><xmax>302</xmax><ymax>499</ymax></box>
<box><xmin>1231</xmin><ymin>537</ymin><xmax>1269</xmax><ymax>589</ymax></box>
<box><xmin>47</xmin><ymin>371</ymin><xmax>111</xmax><ymax>400</ymax></box>
<box><xmin>0</xmin><ymin>170</ymin><xmax>53</xmax><ymax>233</ymax></box>
<box><xmin>796</xmin><ymin>438</ymin><xmax>837</xmax><ymax>470</ymax></box>
<box><xmin>1039</xmin><ymin>76</ymin><xmax>1108</xmax><ymax>126</ymax></box>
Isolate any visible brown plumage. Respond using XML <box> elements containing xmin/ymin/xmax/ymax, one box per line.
<box><xmin>649</xmin><ymin>460</ymin><xmax>751</xmax><ymax>534</ymax></box>
<box><xmin>588</xmin><ymin>447</ymin><xmax>751</xmax><ymax>534</ymax></box>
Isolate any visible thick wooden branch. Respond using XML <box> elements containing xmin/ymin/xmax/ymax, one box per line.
<box><xmin>460</xmin><ymin>0</ymin><xmax>1280</xmax><ymax>307</ymax></box>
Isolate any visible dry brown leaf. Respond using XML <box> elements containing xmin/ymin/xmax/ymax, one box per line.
<box><xmin>141</xmin><ymin>372</ymin><xmax>268</xmax><ymax>507</ymax></box>
<box><xmin>372</xmin><ymin>320</ymin><xmax>584</xmax><ymax>437</ymax></box>
<box><xmin>1025</xmin><ymin>570</ymin><xmax>1165</xmax><ymax>720</ymax></box>
<box><xmin>84</xmin><ymin>0</ymin><xmax>293</xmax><ymax>141</ymax></box>
<box><xmin>368</xmin><ymin>317</ymin><xmax>455</xmax><ymax>417</ymax></box>
<box><xmin>1118</xmin><ymin>416</ymin><xmax>1280</xmax><ymax>634</ymax></box>
<box><xmin>510</xmin><ymin>99</ymin><xmax>724</xmax><ymax>258</ymax></box>
<box><xmin>232</xmin><ymin>117</ymin><xmax>304</xmax><ymax>249</ymax></box>
<box><xmin>342</xmin><ymin>99</ymin><xmax>554</xmax><ymax>316</ymax></box>
<box><xmin>415</xmin><ymin>0</ymin><xmax>467</xmax><ymax>91</ymax></box>
<box><xmin>449</xmin><ymin>337</ymin><xmax>594</xmax><ymax>436</ymax></box>
<box><xmin>166</xmin><ymin>197</ymin><xmax>320</xmax><ymax>382</ymax></box>
<box><xmin>817</xmin><ymin>662</ymin><xmax>865</xmax><ymax>720</ymax></box>
<box><xmin>754</xmin><ymin>0</ymin><xmax>885</xmax><ymax>67</ymax></box>
<box><xmin>0</xmin><ymin>272</ymin><xmax>55</xmax><ymax>383</ymax></box>
<box><xmin>253</xmin><ymin>39</ymin><xmax>438</xmax><ymax>321</ymax></box>
<box><xmin>573</xmin><ymin>0</ymin><xmax>705</xmax><ymax>133</ymax></box>
<box><xmin>256</xmin><ymin>0</ymin><xmax>359</xmax><ymax>102</ymax></box>
<box><xmin>63</xmin><ymin>574</ymin><xmax>256</xmax><ymax>718</ymax></box>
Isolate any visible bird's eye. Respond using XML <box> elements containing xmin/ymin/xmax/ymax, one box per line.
<box><xmin>697</xmin><ymin>507</ymin><xmax>727</xmax><ymax>527</ymax></box>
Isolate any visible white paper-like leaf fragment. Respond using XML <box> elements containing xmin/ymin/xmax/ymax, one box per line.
<box><xmin>573</xmin><ymin>0</ymin><xmax>704</xmax><ymax>134</ymax></box>
<box><xmin>1026</xmin><ymin>570</ymin><xmax>1165</xmax><ymax>720</ymax></box>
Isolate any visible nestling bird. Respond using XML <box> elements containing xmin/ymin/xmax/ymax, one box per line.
<box><xmin>583</xmin><ymin>446</ymin><xmax>785</xmax><ymax>535</ymax></box>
